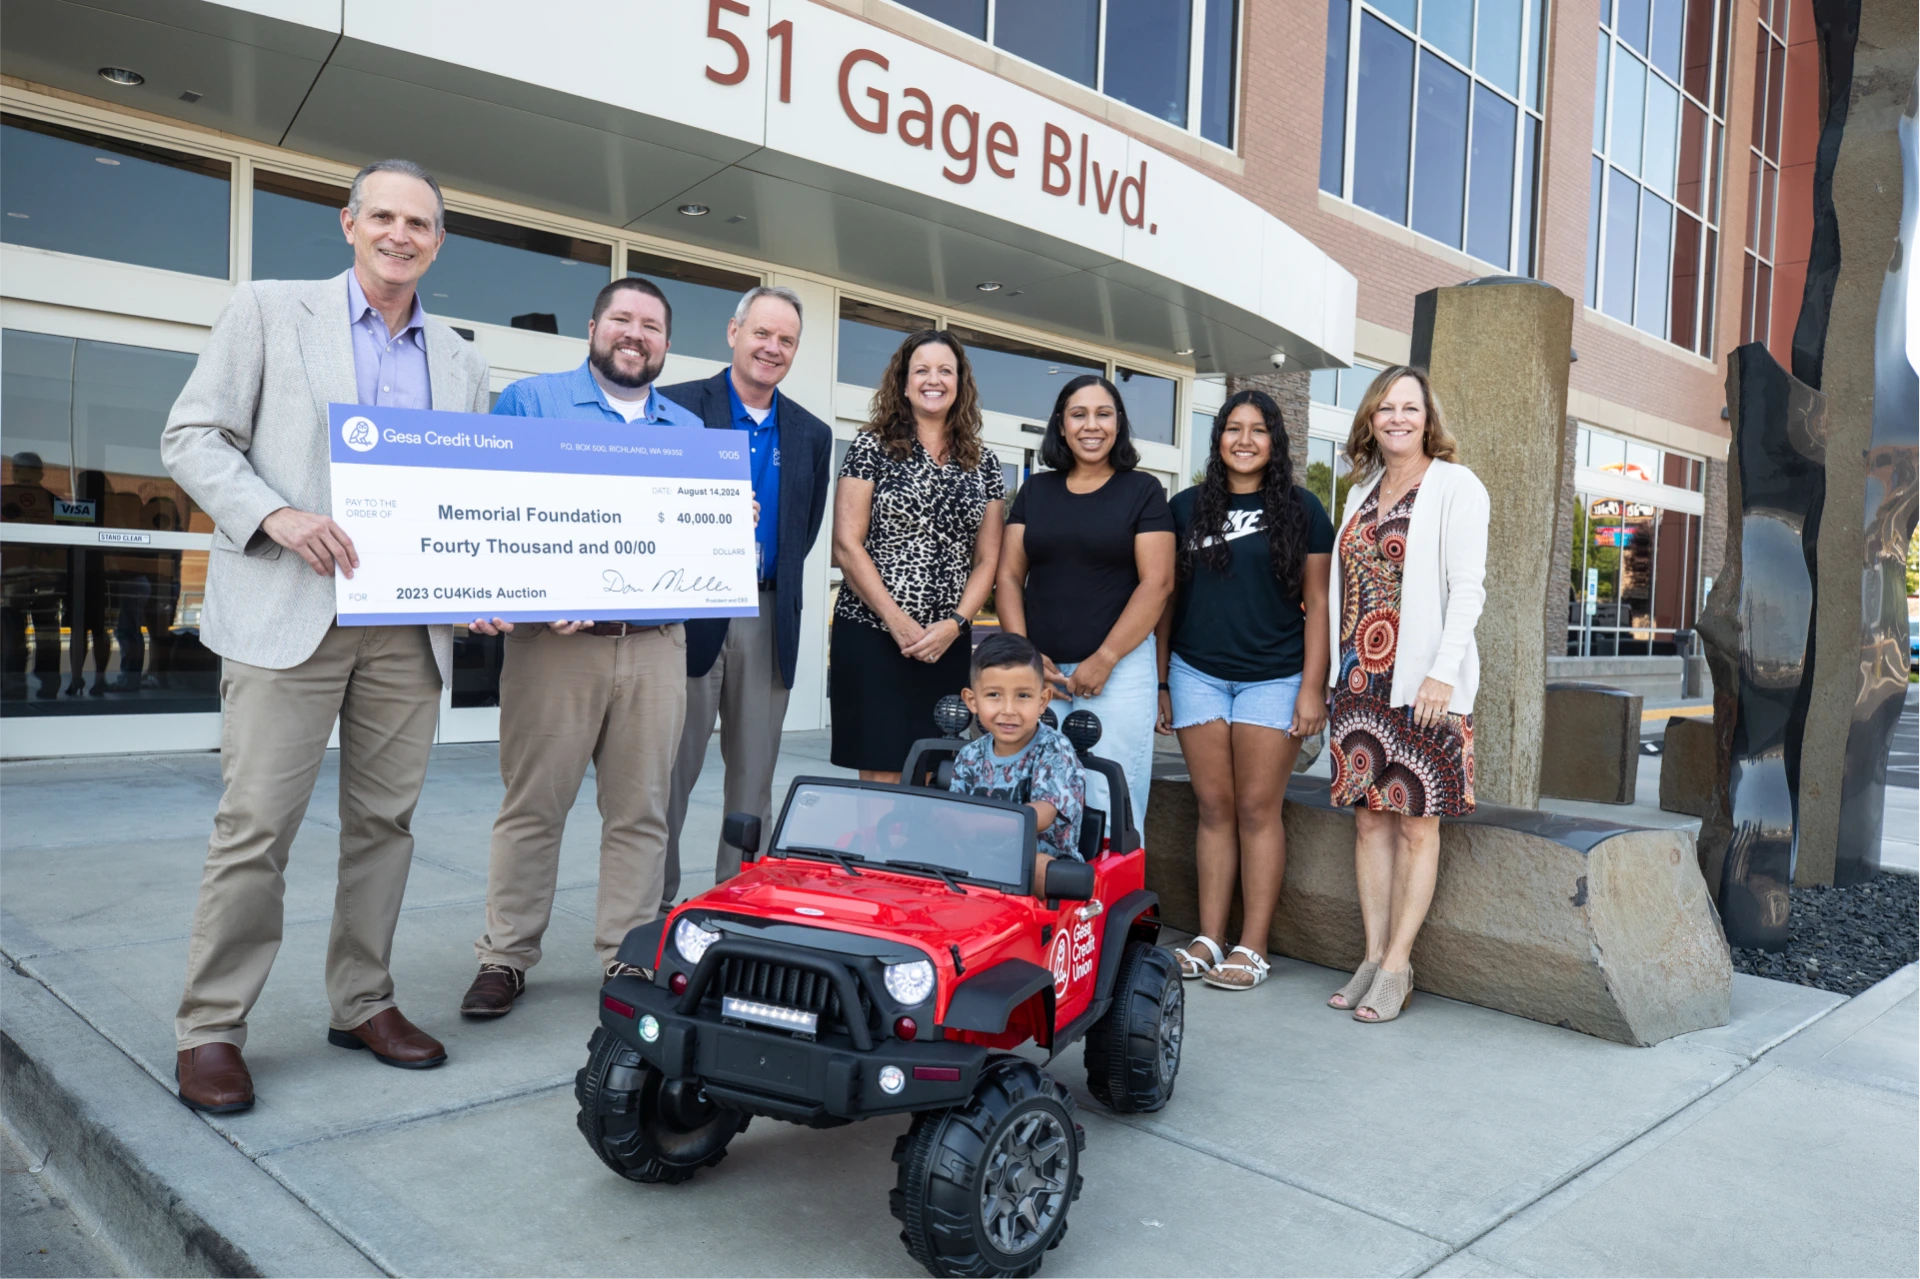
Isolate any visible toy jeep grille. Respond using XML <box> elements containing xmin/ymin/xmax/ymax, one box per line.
<box><xmin>714</xmin><ymin>956</ymin><xmax>874</xmax><ymax>1038</ymax></box>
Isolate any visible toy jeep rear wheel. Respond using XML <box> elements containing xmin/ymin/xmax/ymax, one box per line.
<box><xmin>575</xmin><ymin>1027</ymin><xmax>748</xmax><ymax>1183</ymax></box>
<box><xmin>1084</xmin><ymin>940</ymin><xmax>1182</xmax><ymax>1113</ymax></box>
<box><xmin>890</xmin><ymin>1057</ymin><xmax>1084</xmax><ymax>1278</ymax></box>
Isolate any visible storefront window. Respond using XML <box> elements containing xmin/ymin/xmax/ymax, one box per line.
<box><xmin>836</xmin><ymin>299</ymin><xmax>933</xmax><ymax>390</ymax></box>
<box><xmin>885</xmin><ymin>0</ymin><xmax>1238</xmax><ymax>145</ymax></box>
<box><xmin>1</xmin><ymin>331</ymin><xmax>205</xmax><ymax>533</ymax></box>
<box><xmin>1</xmin><ymin>115</ymin><xmax>230</xmax><ymax>279</ymax></box>
<box><xmin>252</xmin><ymin>171</ymin><xmax>353</xmax><ymax>282</ymax></box>
<box><xmin>1</xmin><ymin>541</ymin><xmax>218</xmax><ymax>715</ymax></box>
<box><xmin>259</xmin><ymin>176</ymin><xmax>617</xmax><ymax>336</ymax></box>
<box><xmin>1117</xmin><ymin>369</ymin><xmax>1177</xmax><ymax>446</ymax></box>
<box><xmin>1322</xmin><ymin>2</ymin><xmax>1547</xmax><ymax>274</ymax></box>
<box><xmin>994</xmin><ymin>0</ymin><xmax>1100</xmax><ymax>87</ymax></box>
<box><xmin>627</xmin><ymin>251</ymin><xmax>760</xmax><ymax>365</ymax></box>
<box><xmin>1303</xmin><ymin>436</ymin><xmax>1354</xmax><ymax>518</ymax></box>
<box><xmin>1564</xmin><ymin>492</ymin><xmax>1701</xmax><ymax>657</ymax></box>
<box><xmin>1104</xmin><ymin>0</ymin><xmax>1193</xmax><ymax>128</ymax></box>
<box><xmin>893</xmin><ymin>0</ymin><xmax>986</xmax><ymax>37</ymax></box>
<box><xmin>946</xmin><ymin>326</ymin><xmax>1104</xmax><ymax>423</ymax></box>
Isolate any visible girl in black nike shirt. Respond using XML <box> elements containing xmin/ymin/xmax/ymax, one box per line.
<box><xmin>1153</xmin><ymin>390</ymin><xmax>1333</xmax><ymax>991</ymax></box>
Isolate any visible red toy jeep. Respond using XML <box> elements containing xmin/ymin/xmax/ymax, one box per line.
<box><xmin>575</xmin><ymin>706</ymin><xmax>1183</xmax><ymax>1278</ymax></box>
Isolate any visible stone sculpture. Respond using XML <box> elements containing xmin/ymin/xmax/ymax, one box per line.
<box><xmin>1794</xmin><ymin>2</ymin><xmax>1919</xmax><ymax>887</ymax></box>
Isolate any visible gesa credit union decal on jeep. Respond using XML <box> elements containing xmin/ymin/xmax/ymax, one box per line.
<box><xmin>1049</xmin><ymin>913</ymin><xmax>1099</xmax><ymax>997</ymax></box>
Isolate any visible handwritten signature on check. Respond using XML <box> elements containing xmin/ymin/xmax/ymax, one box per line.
<box><xmin>602</xmin><ymin>568</ymin><xmax>732</xmax><ymax>595</ymax></box>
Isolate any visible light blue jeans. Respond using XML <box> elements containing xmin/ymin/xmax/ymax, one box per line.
<box><xmin>1056</xmin><ymin>633</ymin><xmax>1158</xmax><ymax>833</ymax></box>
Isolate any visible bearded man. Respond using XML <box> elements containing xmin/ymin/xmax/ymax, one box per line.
<box><xmin>457</xmin><ymin>276</ymin><xmax>702</xmax><ymax>1018</ymax></box>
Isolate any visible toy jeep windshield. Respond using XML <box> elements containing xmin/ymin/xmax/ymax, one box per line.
<box><xmin>575</xmin><ymin>710</ymin><xmax>1184</xmax><ymax>1278</ymax></box>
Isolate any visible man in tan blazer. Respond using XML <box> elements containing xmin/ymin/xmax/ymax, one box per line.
<box><xmin>161</xmin><ymin>159</ymin><xmax>489</xmax><ymax>1113</ymax></box>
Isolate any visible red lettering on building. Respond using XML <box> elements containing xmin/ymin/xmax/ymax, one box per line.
<box><xmin>839</xmin><ymin>49</ymin><xmax>890</xmax><ymax>134</ymax></box>
<box><xmin>1042</xmin><ymin>124</ymin><xmax>1072</xmax><ymax>195</ymax></box>
<box><xmin>1089</xmin><ymin>159</ymin><xmax>1119</xmax><ymax>214</ymax></box>
<box><xmin>705</xmin><ymin>0</ymin><xmax>751</xmax><ymax>86</ymax></box>
<box><xmin>1120</xmin><ymin>161</ymin><xmax>1148</xmax><ymax>228</ymax></box>
<box><xmin>941</xmin><ymin>104</ymin><xmax>979</xmax><ymax>183</ymax></box>
<box><xmin>898</xmin><ymin>87</ymin><xmax>934</xmax><ymax>148</ymax></box>
<box><xmin>985</xmin><ymin>121</ymin><xmax>1018</xmax><ymax>178</ymax></box>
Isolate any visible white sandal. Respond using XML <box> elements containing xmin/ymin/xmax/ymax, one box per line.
<box><xmin>1202</xmin><ymin>945</ymin><xmax>1272</xmax><ymax>991</ymax></box>
<box><xmin>1173</xmin><ymin>935</ymin><xmax>1225</xmax><ymax>980</ymax></box>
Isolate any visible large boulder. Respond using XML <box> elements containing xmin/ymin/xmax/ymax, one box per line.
<box><xmin>1145</xmin><ymin>777</ymin><xmax>1731</xmax><ymax>1046</ymax></box>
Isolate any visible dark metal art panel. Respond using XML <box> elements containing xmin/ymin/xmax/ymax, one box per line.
<box><xmin>1698</xmin><ymin>346</ymin><xmax>1828</xmax><ymax>950</ymax></box>
<box><xmin>1835</xmin><ymin>86</ymin><xmax>1920</xmax><ymax>885</ymax></box>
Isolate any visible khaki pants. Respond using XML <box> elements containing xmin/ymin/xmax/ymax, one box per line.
<box><xmin>175</xmin><ymin>624</ymin><xmax>441</xmax><ymax>1051</ymax></box>
<box><xmin>474</xmin><ymin>623</ymin><xmax>687</xmax><ymax>971</ymax></box>
<box><xmin>663</xmin><ymin>592</ymin><xmax>790</xmax><ymax>908</ymax></box>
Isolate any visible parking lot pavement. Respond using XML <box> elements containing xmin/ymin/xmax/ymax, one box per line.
<box><xmin>3</xmin><ymin>735</ymin><xmax>1916</xmax><ymax>1277</ymax></box>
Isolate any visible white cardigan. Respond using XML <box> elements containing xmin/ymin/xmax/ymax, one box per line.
<box><xmin>1326</xmin><ymin>457</ymin><xmax>1489</xmax><ymax>714</ymax></box>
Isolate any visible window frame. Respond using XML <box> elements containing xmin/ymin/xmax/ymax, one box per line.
<box><xmin>1587</xmin><ymin>0</ymin><xmax>1730</xmax><ymax>356</ymax></box>
<box><xmin>1321</xmin><ymin>0</ymin><xmax>1551</xmax><ymax>275</ymax></box>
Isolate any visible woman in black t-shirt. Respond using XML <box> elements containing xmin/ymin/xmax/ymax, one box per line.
<box><xmin>996</xmin><ymin>375</ymin><xmax>1175</xmax><ymax>831</ymax></box>
<box><xmin>1152</xmin><ymin>390</ymin><xmax>1333</xmax><ymax>991</ymax></box>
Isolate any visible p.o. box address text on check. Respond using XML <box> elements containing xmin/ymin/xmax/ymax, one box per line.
<box><xmin>327</xmin><ymin>404</ymin><xmax>759</xmax><ymax>625</ymax></box>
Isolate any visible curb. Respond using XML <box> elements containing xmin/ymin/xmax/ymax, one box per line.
<box><xmin>0</xmin><ymin>963</ymin><xmax>382</xmax><ymax>1278</ymax></box>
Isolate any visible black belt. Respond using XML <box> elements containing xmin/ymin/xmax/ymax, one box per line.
<box><xmin>587</xmin><ymin>621</ymin><xmax>664</xmax><ymax>637</ymax></box>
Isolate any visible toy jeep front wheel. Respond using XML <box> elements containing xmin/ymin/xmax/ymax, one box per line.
<box><xmin>890</xmin><ymin>1058</ymin><xmax>1084</xmax><ymax>1278</ymax></box>
<box><xmin>1084</xmin><ymin>940</ymin><xmax>1183</xmax><ymax>1113</ymax></box>
<box><xmin>575</xmin><ymin>1027</ymin><xmax>748</xmax><ymax>1184</ymax></box>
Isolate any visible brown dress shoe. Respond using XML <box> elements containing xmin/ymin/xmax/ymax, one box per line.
<box><xmin>460</xmin><ymin>964</ymin><xmax>525</xmax><ymax>1019</ymax></box>
<box><xmin>175</xmin><ymin>1043</ymin><xmax>254</xmax><ymax>1113</ymax></box>
<box><xmin>327</xmin><ymin>1007</ymin><xmax>447</xmax><ymax>1069</ymax></box>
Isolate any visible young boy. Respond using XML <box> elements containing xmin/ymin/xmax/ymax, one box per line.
<box><xmin>949</xmin><ymin>632</ymin><xmax>1087</xmax><ymax>884</ymax></box>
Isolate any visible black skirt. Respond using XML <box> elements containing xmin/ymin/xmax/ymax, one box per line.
<box><xmin>829</xmin><ymin>618</ymin><xmax>972</xmax><ymax>773</ymax></box>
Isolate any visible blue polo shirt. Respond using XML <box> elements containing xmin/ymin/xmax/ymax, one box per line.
<box><xmin>725</xmin><ymin>370</ymin><xmax>780</xmax><ymax>586</ymax></box>
<box><xmin>493</xmin><ymin>361</ymin><xmax>703</xmax><ymax>624</ymax></box>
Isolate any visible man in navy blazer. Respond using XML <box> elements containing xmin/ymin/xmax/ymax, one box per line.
<box><xmin>658</xmin><ymin>286</ymin><xmax>831</xmax><ymax>907</ymax></box>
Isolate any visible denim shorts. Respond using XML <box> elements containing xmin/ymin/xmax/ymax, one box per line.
<box><xmin>1167</xmin><ymin>653</ymin><xmax>1303</xmax><ymax>733</ymax></box>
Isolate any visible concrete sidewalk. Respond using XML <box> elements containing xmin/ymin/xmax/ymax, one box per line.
<box><xmin>3</xmin><ymin>734</ymin><xmax>1916</xmax><ymax>1277</ymax></box>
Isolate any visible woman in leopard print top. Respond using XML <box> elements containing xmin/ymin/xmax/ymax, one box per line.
<box><xmin>830</xmin><ymin>329</ymin><xmax>1005</xmax><ymax>778</ymax></box>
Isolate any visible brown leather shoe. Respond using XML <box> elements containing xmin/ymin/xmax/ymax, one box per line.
<box><xmin>175</xmin><ymin>1043</ymin><xmax>254</xmax><ymax>1113</ymax></box>
<box><xmin>327</xmin><ymin>1007</ymin><xmax>447</xmax><ymax>1069</ymax></box>
<box><xmin>459</xmin><ymin>964</ymin><xmax>525</xmax><ymax>1019</ymax></box>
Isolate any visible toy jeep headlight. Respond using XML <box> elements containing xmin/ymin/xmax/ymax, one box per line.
<box><xmin>674</xmin><ymin>917</ymin><xmax>720</xmax><ymax>966</ymax></box>
<box><xmin>884</xmin><ymin>959</ymin><xmax>936</xmax><ymax>1005</ymax></box>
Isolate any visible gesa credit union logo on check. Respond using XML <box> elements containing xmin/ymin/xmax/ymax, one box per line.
<box><xmin>341</xmin><ymin>416</ymin><xmax>379</xmax><ymax>452</ymax></box>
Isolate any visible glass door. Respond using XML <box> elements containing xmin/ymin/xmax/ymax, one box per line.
<box><xmin>1</xmin><ymin>329</ymin><xmax>224</xmax><ymax>756</ymax></box>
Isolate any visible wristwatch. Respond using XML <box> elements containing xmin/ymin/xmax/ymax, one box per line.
<box><xmin>1157</xmin><ymin>681</ymin><xmax>1171</xmax><ymax>691</ymax></box>
<box><xmin>946</xmin><ymin>611</ymin><xmax>969</xmax><ymax>628</ymax></box>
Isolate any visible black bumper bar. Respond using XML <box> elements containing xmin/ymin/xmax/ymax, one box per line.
<box><xmin>599</xmin><ymin>972</ymin><xmax>989</xmax><ymax>1122</ymax></box>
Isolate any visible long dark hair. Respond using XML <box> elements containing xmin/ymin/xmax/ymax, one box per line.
<box><xmin>1181</xmin><ymin>389</ymin><xmax>1308</xmax><ymax>593</ymax></box>
<box><xmin>865</xmin><ymin>329</ymin><xmax>986</xmax><ymax>470</ymax></box>
<box><xmin>1038</xmin><ymin>374</ymin><xmax>1141</xmax><ymax>473</ymax></box>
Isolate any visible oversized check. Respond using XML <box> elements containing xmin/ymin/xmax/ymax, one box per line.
<box><xmin>328</xmin><ymin>404</ymin><xmax>758</xmax><ymax>625</ymax></box>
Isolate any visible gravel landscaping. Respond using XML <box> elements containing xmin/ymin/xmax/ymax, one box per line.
<box><xmin>1731</xmin><ymin>872</ymin><xmax>1919</xmax><ymax>996</ymax></box>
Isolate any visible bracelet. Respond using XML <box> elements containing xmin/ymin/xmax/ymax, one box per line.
<box><xmin>946</xmin><ymin>611</ymin><xmax>968</xmax><ymax>628</ymax></box>
<box><xmin>1157</xmin><ymin>681</ymin><xmax>1171</xmax><ymax>691</ymax></box>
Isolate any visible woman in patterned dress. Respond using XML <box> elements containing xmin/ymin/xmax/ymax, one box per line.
<box><xmin>829</xmin><ymin>329</ymin><xmax>1004</xmax><ymax>780</ymax></box>
<box><xmin>1323</xmin><ymin>366</ymin><xmax>1489</xmax><ymax>1023</ymax></box>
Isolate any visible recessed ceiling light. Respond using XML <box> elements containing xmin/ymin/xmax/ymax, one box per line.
<box><xmin>97</xmin><ymin>67</ymin><xmax>144</xmax><ymax>87</ymax></box>
<box><xmin>94</xmin><ymin>156</ymin><xmax>121</xmax><ymax>166</ymax></box>
<box><xmin>6</xmin><ymin>212</ymin><xmax>28</xmax><ymax>219</ymax></box>
<box><xmin>975</xmin><ymin>281</ymin><xmax>1003</xmax><ymax>292</ymax></box>
<box><xmin>1175</xmin><ymin>348</ymin><xmax>1193</xmax><ymax>356</ymax></box>
<box><xmin>678</xmin><ymin>203</ymin><xmax>710</xmax><ymax>217</ymax></box>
